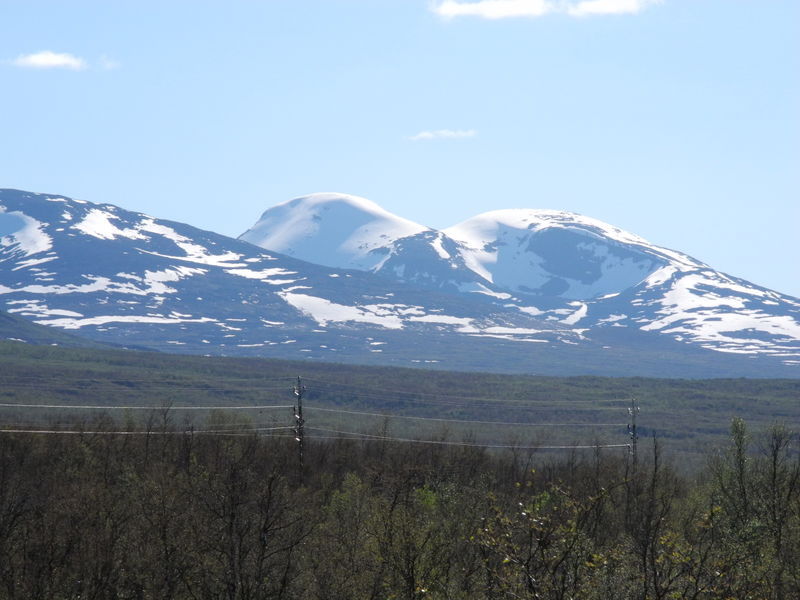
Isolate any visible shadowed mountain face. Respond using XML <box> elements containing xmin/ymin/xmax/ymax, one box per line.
<box><xmin>0</xmin><ymin>307</ymin><xmax>112</xmax><ymax>348</ymax></box>
<box><xmin>240</xmin><ymin>194</ymin><xmax>800</xmax><ymax>366</ymax></box>
<box><xmin>1</xmin><ymin>188</ymin><xmax>798</xmax><ymax>377</ymax></box>
<box><xmin>480</xmin><ymin>226</ymin><xmax>666</xmax><ymax>297</ymax></box>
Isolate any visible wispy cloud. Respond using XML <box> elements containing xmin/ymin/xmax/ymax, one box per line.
<box><xmin>567</xmin><ymin>0</ymin><xmax>661</xmax><ymax>17</ymax></box>
<box><xmin>432</xmin><ymin>0</ymin><xmax>554</xmax><ymax>19</ymax></box>
<box><xmin>409</xmin><ymin>129</ymin><xmax>477</xmax><ymax>141</ymax></box>
<box><xmin>98</xmin><ymin>55</ymin><xmax>121</xmax><ymax>71</ymax></box>
<box><xmin>10</xmin><ymin>51</ymin><xmax>87</xmax><ymax>70</ymax></box>
<box><xmin>431</xmin><ymin>0</ymin><xmax>661</xmax><ymax>19</ymax></box>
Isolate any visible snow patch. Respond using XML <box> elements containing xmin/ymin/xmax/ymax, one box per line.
<box><xmin>430</xmin><ymin>234</ymin><xmax>451</xmax><ymax>259</ymax></box>
<box><xmin>279</xmin><ymin>292</ymin><xmax>404</xmax><ymax>329</ymax></box>
<box><xmin>638</xmin><ymin>272</ymin><xmax>800</xmax><ymax>356</ymax></box>
<box><xmin>7</xmin><ymin>299</ymin><xmax>83</xmax><ymax>318</ymax></box>
<box><xmin>12</xmin><ymin>256</ymin><xmax>58</xmax><ymax>271</ymax></box>
<box><xmin>36</xmin><ymin>314</ymin><xmax>217</xmax><ymax>330</ymax></box>
<box><xmin>562</xmin><ymin>303</ymin><xmax>588</xmax><ymax>325</ymax></box>
<box><xmin>408</xmin><ymin>314</ymin><xmax>473</xmax><ymax>327</ymax></box>
<box><xmin>458</xmin><ymin>281</ymin><xmax>512</xmax><ymax>299</ymax></box>
<box><xmin>0</xmin><ymin>210</ymin><xmax>53</xmax><ymax>255</ymax></box>
<box><xmin>226</xmin><ymin>267</ymin><xmax>298</xmax><ymax>281</ymax></box>
<box><xmin>73</xmin><ymin>209</ymin><xmax>146</xmax><ymax>241</ymax></box>
<box><xmin>0</xmin><ymin>266</ymin><xmax>205</xmax><ymax>297</ymax></box>
<box><xmin>516</xmin><ymin>305</ymin><xmax>544</xmax><ymax>316</ymax></box>
<box><xmin>135</xmin><ymin>219</ymin><xmax>247</xmax><ymax>267</ymax></box>
<box><xmin>597</xmin><ymin>314</ymin><xmax>627</xmax><ymax>325</ymax></box>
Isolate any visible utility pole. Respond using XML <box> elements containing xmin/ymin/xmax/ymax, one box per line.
<box><xmin>627</xmin><ymin>397</ymin><xmax>640</xmax><ymax>473</ymax></box>
<box><xmin>293</xmin><ymin>376</ymin><xmax>305</xmax><ymax>473</ymax></box>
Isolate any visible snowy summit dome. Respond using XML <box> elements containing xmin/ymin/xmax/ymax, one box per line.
<box><xmin>238</xmin><ymin>193</ymin><xmax>430</xmax><ymax>271</ymax></box>
<box><xmin>445</xmin><ymin>208</ymin><xmax>702</xmax><ymax>300</ymax></box>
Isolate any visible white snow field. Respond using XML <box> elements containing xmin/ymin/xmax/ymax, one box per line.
<box><xmin>239</xmin><ymin>193</ymin><xmax>430</xmax><ymax>271</ymax></box>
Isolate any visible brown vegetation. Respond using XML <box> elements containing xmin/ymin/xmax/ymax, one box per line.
<box><xmin>0</xmin><ymin>418</ymin><xmax>797</xmax><ymax>599</ymax></box>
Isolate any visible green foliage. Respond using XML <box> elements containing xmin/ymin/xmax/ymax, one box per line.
<box><xmin>0</xmin><ymin>419</ymin><xmax>797</xmax><ymax>599</ymax></box>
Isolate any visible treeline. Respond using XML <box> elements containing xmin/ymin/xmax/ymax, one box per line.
<box><xmin>4</xmin><ymin>341</ymin><xmax>800</xmax><ymax>468</ymax></box>
<box><xmin>0</xmin><ymin>418</ymin><xmax>798</xmax><ymax>599</ymax></box>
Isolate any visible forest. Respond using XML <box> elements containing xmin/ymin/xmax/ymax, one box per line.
<box><xmin>0</xmin><ymin>416</ymin><xmax>797</xmax><ymax>599</ymax></box>
<box><xmin>3</xmin><ymin>341</ymin><xmax>800</xmax><ymax>468</ymax></box>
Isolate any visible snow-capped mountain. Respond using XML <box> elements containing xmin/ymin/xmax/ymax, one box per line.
<box><xmin>445</xmin><ymin>209</ymin><xmax>696</xmax><ymax>300</ymax></box>
<box><xmin>239</xmin><ymin>193</ymin><xmax>500</xmax><ymax>295</ymax></box>
<box><xmin>445</xmin><ymin>209</ymin><xmax>800</xmax><ymax>362</ymax></box>
<box><xmin>1</xmin><ymin>188</ymin><xmax>798</xmax><ymax>377</ymax></box>
<box><xmin>241</xmin><ymin>195</ymin><xmax>800</xmax><ymax>367</ymax></box>
<box><xmin>239</xmin><ymin>193</ymin><xmax>430</xmax><ymax>272</ymax></box>
<box><xmin>0</xmin><ymin>188</ymin><xmax>593</xmax><ymax>373</ymax></box>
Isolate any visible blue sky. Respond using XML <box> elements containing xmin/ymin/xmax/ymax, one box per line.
<box><xmin>1</xmin><ymin>0</ymin><xmax>798</xmax><ymax>296</ymax></box>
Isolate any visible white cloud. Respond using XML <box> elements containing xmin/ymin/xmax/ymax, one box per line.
<box><xmin>99</xmin><ymin>55</ymin><xmax>121</xmax><ymax>70</ymax></box>
<box><xmin>432</xmin><ymin>0</ymin><xmax>555</xmax><ymax>19</ymax></box>
<box><xmin>409</xmin><ymin>129</ymin><xmax>477</xmax><ymax>141</ymax></box>
<box><xmin>567</xmin><ymin>0</ymin><xmax>661</xmax><ymax>17</ymax></box>
<box><xmin>10</xmin><ymin>51</ymin><xmax>87</xmax><ymax>70</ymax></box>
<box><xmin>431</xmin><ymin>0</ymin><xmax>662</xmax><ymax>19</ymax></box>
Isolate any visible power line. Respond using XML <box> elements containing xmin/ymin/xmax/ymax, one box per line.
<box><xmin>293</xmin><ymin>376</ymin><xmax>306</xmax><ymax>473</ymax></box>
<box><xmin>0</xmin><ymin>376</ymin><xmax>636</xmax><ymax>452</ymax></box>
<box><xmin>301</xmin><ymin>390</ymin><xmax>628</xmax><ymax>411</ymax></box>
<box><xmin>0</xmin><ymin>383</ymin><xmax>292</xmax><ymax>393</ymax></box>
<box><xmin>0</xmin><ymin>402</ymin><xmax>626</xmax><ymax>429</ymax></box>
<box><xmin>303</xmin><ymin>377</ymin><xmax>631</xmax><ymax>404</ymax></box>
<box><xmin>0</xmin><ymin>402</ymin><xmax>293</xmax><ymax>411</ymax></box>
<box><xmin>0</xmin><ymin>428</ymin><xmax>292</xmax><ymax>436</ymax></box>
<box><xmin>304</xmin><ymin>426</ymin><xmax>629</xmax><ymax>450</ymax></box>
<box><xmin>199</xmin><ymin>425</ymin><xmax>294</xmax><ymax>433</ymax></box>
<box><xmin>1</xmin><ymin>372</ymin><xmax>629</xmax><ymax>406</ymax></box>
<box><xmin>0</xmin><ymin>425</ymin><xmax>627</xmax><ymax>450</ymax></box>
<box><xmin>0</xmin><ymin>383</ymin><xmax>629</xmax><ymax>410</ymax></box>
<box><xmin>1</xmin><ymin>375</ymin><xmax>632</xmax><ymax>411</ymax></box>
<box><xmin>0</xmin><ymin>375</ymin><xmax>294</xmax><ymax>384</ymax></box>
<box><xmin>5</xmin><ymin>408</ymin><xmax>618</xmax><ymax>428</ymax></box>
<box><xmin>304</xmin><ymin>405</ymin><xmax>625</xmax><ymax>426</ymax></box>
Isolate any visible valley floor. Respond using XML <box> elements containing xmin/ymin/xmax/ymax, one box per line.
<box><xmin>1</xmin><ymin>341</ymin><xmax>799</xmax><ymax>469</ymax></box>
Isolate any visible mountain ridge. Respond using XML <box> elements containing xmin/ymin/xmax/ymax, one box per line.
<box><xmin>238</xmin><ymin>192</ymin><xmax>800</xmax><ymax>365</ymax></box>
<box><xmin>2</xmin><ymin>188</ymin><xmax>799</xmax><ymax>377</ymax></box>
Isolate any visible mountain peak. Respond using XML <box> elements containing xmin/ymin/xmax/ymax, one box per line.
<box><xmin>443</xmin><ymin>208</ymin><xmax>704</xmax><ymax>299</ymax></box>
<box><xmin>277</xmin><ymin>192</ymin><xmax>390</xmax><ymax>214</ymax></box>
<box><xmin>447</xmin><ymin>208</ymin><xmax>656</xmax><ymax>249</ymax></box>
<box><xmin>239</xmin><ymin>193</ymin><xmax>429</xmax><ymax>271</ymax></box>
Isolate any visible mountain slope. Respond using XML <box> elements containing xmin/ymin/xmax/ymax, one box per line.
<box><xmin>241</xmin><ymin>199</ymin><xmax>800</xmax><ymax>365</ymax></box>
<box><xmin>0</xmin><ymin>189</ymin><xmax>584</xmax><ymax>368</ymax></box>
<box><xmin>2</xmin><ymin>188</ymin><xmax>798</xmax><ymax>377</ymax></box>
<box><xmin>0</xmin><ymin>307</ymin><xmax>111</xmax><ymax>348</ymax></box>
<box><xmin>445</xmin><ymin>209</ymin><xmax>697</xmax><ymax>299</ymax></box>
<box><xmin>446</xmin><ymin>209</ymin><xmax>800</xmax><ymax>363</ymax></box>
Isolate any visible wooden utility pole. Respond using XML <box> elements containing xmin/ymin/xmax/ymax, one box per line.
<box><xmin>293</xmin><ymin>376</ymin><xmax>305</xmax><ymax>472</ymax></box>
<box><xmin>627</xmin><ymin>398</ymin><xmax>639</xmax><ymax>473</ymax></box>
